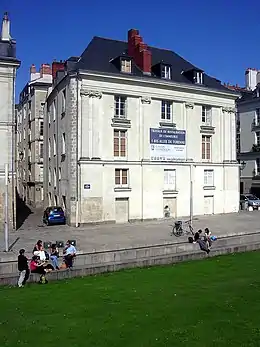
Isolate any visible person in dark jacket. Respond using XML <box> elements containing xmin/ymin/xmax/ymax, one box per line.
<box><xmin>18</xmin><ymin>249</ymin><xmax>30</xmax><ymax>288</ymax></box>
<box><xmin>194</xmin><ymin>232</ymin><xmax>210</xmax><ymax>254</ymax></box>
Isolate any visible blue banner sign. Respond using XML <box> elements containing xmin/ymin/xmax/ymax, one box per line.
<box><xmin>150</xmin><ymin>128</ymin><xmax>186</xmax><ymax>145</ymax></box>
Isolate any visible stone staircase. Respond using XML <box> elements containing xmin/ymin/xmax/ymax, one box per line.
<box><xmin>1</xmin><ymin>231</ymin><xmax>260</xmax><ymax>286</ymax></box>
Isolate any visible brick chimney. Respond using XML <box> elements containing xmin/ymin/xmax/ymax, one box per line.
<box><xmin>40</xmin><ymin>63</ymin><xmax>52</xmax><ymax>77</ymax></box>
<box><xmin>128</xmin><ymin>29</ymin><xmax>151</xmax><ymax>75</ymax></box>
<box><xmin>52</xmin><ymin>60</ymin><xmax>65</xmax><ymax>79</ymax></box>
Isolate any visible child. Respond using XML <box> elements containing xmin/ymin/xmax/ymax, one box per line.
<box><xmin>17</xmin><ymin>249</ymin><xmax>30</xmax><ymax>288</ymax></box>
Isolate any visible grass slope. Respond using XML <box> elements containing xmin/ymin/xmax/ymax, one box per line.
<box><xmin>1</xmin><ymin>252</ymin><xmax>260</xmax><ymax>347</ymax></box>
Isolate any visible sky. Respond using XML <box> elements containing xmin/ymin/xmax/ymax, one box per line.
<box><xmin>1</xmin><ymin>0</ymin><xmax>260</xmax><ymax>98</ymax></box>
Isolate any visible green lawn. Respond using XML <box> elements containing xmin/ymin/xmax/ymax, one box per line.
<box><xmin>1</xmin><ymin>252</ymin><xmax>260</xmax><ymax>347</ymax></box>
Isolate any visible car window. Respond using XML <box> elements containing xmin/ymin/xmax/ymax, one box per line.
<box><xmin>246</xmin><ymin>194</ymin><xmax>258</xmax><ymax>200</ymax></box>
<box><xmin>52</xmin><ymin>207</ymin><xmax>63</xmax><ymax>212</ymax></box>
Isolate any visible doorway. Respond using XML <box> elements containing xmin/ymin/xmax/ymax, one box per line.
<box><xmin>115</xmin><ymin>198</ymin><xmax>129</xmax><ymax>223</ymax></box>
<box><xmin>204</xmin><ymin>195</ymin><xmax>214</xmax><ymax>215</ymax></box>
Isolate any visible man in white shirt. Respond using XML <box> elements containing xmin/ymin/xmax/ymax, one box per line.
<box><xmin>63</xmin><ymin>240</ymin><xmax>76</xmax><ymax>268</ymax></box>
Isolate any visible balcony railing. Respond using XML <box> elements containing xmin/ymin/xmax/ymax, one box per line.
<box><xmin>252</xmin><ymin>144</ymin><xmax>260</xmax><ymax>152</ymax></box>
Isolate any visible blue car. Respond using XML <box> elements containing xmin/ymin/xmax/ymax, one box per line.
<box><xmin>43</xmin><ymin>206</ymin><xmax>66</xmax><ymax>226</ymax></box>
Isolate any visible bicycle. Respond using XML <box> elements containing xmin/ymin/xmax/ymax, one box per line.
<box><xmin>170</xmin><ymin>219</ymin><xmax>194</xmax><ymax>237</ymax></box>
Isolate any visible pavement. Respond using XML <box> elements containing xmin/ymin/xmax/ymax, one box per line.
<box><xmin>1</xmin><ymin>209</ymin><xmax>260</xmax><ymax>261</ymax></box>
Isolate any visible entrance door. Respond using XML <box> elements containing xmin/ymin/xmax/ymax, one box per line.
<box><xmin>163</xmin><ymin>197</ymin><xmax>177</xmax><ymax>218</ymax></box>
<box><xmin>204</xmin><ymin>196</ymin><xmax>214</xmax><ymax>215</ymax></box>
<box><xmin>115</xmin><ymin>198</ymin><xmax>129</xmax><ymax>223</ymax></box>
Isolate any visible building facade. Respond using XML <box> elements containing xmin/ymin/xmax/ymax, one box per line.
<box><xmin>0</xmin><ymin>13</ymin><xmax>20</xmax><ymax>229</ymax></box>
<box><xmin>44</xmin><ymin>29</ymin><xmax>239</xmax><ymax>225</ymax></box>
<box><xmin>236</xmin><ymin>71</ymin><xmax>260</xmax><ymax>196</ymax></box>
<box><xmin>16</xmin><ymin>64</ymin><xmax>52</xmax><ymax>207</ymax></box>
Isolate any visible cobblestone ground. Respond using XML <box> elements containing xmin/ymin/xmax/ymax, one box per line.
<box><xmin>1</xmin><ymin>209</ymin><xmax>260</xmax><ymax>260</ymax></box>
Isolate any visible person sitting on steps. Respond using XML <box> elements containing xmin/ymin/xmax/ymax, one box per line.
<box><xmin>63</xmin><ymin>240</ymin><xmax>76</xmax><ymax>269</ymax></box>
<box><xmin>30</xmin><ymin>255</ymin><xmax>47</xmax><ymax>282</ymax></box>
<box><xmin>50</xmin><ymin>243</ymin><xmax>59</xmax><ymax>270</ymax></box>
<box><xmin>194</xmin><ymin>231</ymin><xmax>210</xmax><ymax>254</ymax></box>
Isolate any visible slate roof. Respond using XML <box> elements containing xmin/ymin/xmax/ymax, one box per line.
<box><xmin>76</xmin><ymin>36</ymin><xmax>235</xmax><ymax>93</ymax></box>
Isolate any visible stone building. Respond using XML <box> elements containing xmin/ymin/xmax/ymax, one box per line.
<box><xmin>235</xmin><ymin>69</ymin><xmax>260</xmax><ymax>196</ymax></box>
<box><xmin>44</xmin><ymin>29</ymin><xmax>239</xmax><ymax>225</ymax></box>
<box><xmin>16</xmin><ymin>64</ymin><xmax>52</xmax><ymax>207</ymax></box>
<box><xmin>0</xmin><ymin>13</ymin><xmax>20</xmax><ymax>229</ymax></box>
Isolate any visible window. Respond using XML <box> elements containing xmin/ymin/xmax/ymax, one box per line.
<box><xmin>202</xmin><ymin>135</ymin><xmax>211</xmax><ymax>160</ymax></box>
<box><xmin>40</xmin><ymin>143</ymin><xmax>43</xmax><ymax>158</ymax></box>
<box><xmin>40</xmin><ymin>121</ymin><xmax>43</xmax><ymax>136</ymax></box>
<box><xmin>204</xmin><ymin>170</ymin><xmax>214</xmax><ymax>187</ymax></box>
<box><xmin>53</xmin><ymin>100</ymin><xmax>56</xmax><ymax>122</ymax></box>
<box><xmin>62</xmin><ymin>89</ymin><xmax>66</xmax><ymax>114</ymax></box>
<box><xmin>48</xmin><ymin>138</ymin><xmax>51</xmax><ymax>156</ymax></box>
<box><xmin>161</xmin><ymin>100</ymin><xmax>172</xmax><ymax>121</ymax></box>
<box><xmin>236</xmin><ymin>132</ymin><xmax>241</xmax><ymax>153</ymax></box>
<box><xmin>61</xmin><ymin>133</ymin><xmax>66</xmax><ymax>154</ymax></box>
<box><xmin>48</xmin><ymin>168</ymin><xmax>51</xmax><ymax>184</ymax></box>
<box><xmin>256</xmin><ymin>159</ymin><xmax>260</xmax><ymax>175</ymax></box>
<box><xmin>59</xmin><ymin>167</ymin><xmax>61</xmax><ymax>180</ymax></box>
<box><xmin>164</xmin><ymin>169</ymin><xmax>176</xmax><ymax>191</ymax></box>
<box><xmin>53</xmin><ymin>134</ymin><xmax>56</xmax><ymax>156</ymax></box>
<box><xmin>256</xmin><ymin>109</ymin><xmax>260</xmax><ymax>125</ymax></box>
<box><xmin>114</xmin><ymin>130</ymin><xmax>126</xmax><ymax>157</ymax></box>
<box><xmin>39</xmin><ymin>166</ymin><xmax>43</xmax><ymax>181</ymax></box>
<box><xmin>194</xmin><ymin>71</ymin><xmax>203</xmax><ymax>84</ymax></box>
<box><xmin>115</xmin><ymin>96</ymin><xmax>126</xmax><ymax>118</ymax></box>
<box><xmin>121</xmin><ymin>59</ymin><xmax>131</xmax><ymax>73</ymax></box>
<box><xmin>256</xmin><ymin>132</ymin><xmax>260</xmax><ymax>146</ymax></box>
<box><xmin>202</xmin><ymin>106</ymin><xmax>212</xmax><ymax>125</ymax></box>
<box><xmin>115</xmin><ymin>169</ymin><xmax>128</xmax><ymax>186</ymax></box>
<box><xmin>54</xmin><ymin>168</ymin><xmax>57</xmax><ymax>188</ymax></box>
<box><xmin>161</xmin><ymin>65</ymin><xmax>171</xmax><ymax>79</ymax></box>
<box><xmin>62</xmin><ymin>195</ymin><xmax>66</xmax><ymax>210</ymax></box>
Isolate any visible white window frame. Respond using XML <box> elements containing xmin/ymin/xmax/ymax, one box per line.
<box><xmin>202</xmin><ymin>135</ymin><xmax>211</xmax><ymax>161</ymax></box>
<box><xmin>162</xmin><ymin>65</ymin><xmax>171</xmax><ymax>79</ymax></box>
<box><xmin>62</xmin><ymin>133</ymin><xmax>66</xmax><ymax>154</ymax></box>
<box><xmin>202</xmin><ymin>106</ymin><xmax>212</xmax><ymax>126</ymax></box>
<box><xmin>53</xmin><ymin>100</ymin><xmax>56</xmax><ymax>122</ymax></box>
<box><xmin>121</xmin><ymin>59</ymin><xmax>132</xmax><ymax>74</ymax></box>
<box><xmin>204</xmin><ymin>170</ymin><xmax>214</xmax><ymax>187</ymax></box>
<box><xmin>195</xmin><ymin>71</ymin><xmax>203</xmax><ymax>84</ymax></box>
<box><xmin>62</xmin><ymin>89</ymin><xmax>66</xmax><ymax>114</ymax></box>
<box><xmin>164</xmin><ymin>169</ymin><xmax>176</xmax><ymax>191</ymax></box>
<box><xmin>54</xmin><ymin>168</ymin><xmax>57</xmax><ymax>188</ymax></box>
<box><xmin>115</xmin><ymin>169</ymin><xmax>129</xmax><ymax>187</ymax></box>
<box><xmin>53</xmin><ymin>134</ymin><xmax>56</xmax><ymax>156</ymax></box>
<box><xmin>39</xmin><ymin>166</ymin><xmax>43</xmax><ymax>181</ymax></box>
<box><xmin>114</xmin><ymin>96</ymin><xmax>126</xmax><ymax>118</ymax></box>
<box><xmin>161</xmin><ymin>100</ymin><xmax>172</xmax><ymax>121</ymax></box>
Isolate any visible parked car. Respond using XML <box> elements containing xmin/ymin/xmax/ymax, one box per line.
<box><xmin>43</xmin><ymin>206</ymin><xmax>66</xmax><ymax>226</ymax></box>
<box><xmin>240</xmin><ymin>194</ymin><xmax>260</xmax><ymax>210</ymax></box>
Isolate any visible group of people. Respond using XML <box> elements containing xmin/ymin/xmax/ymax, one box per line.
<box><xmin>189</xmin><ymin>228</ymin><xmax>216</xmax><ymax>254</ymax></box>
<box><xmin>17</xmin><ymin>240</ymin><xmax>77</xmax><ymax>288</ymax></box>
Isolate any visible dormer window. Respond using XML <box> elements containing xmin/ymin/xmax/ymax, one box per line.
<box><xmin>194</xmin><ymin>71</ymin><xmax>204</xmax><ymax>84</ymax></box>
<box><xmin>121</xmin><ymin>59</ymin><xmax>132</xmax><ymax>74</ymax></box>
<box><xmin>161</xmin><ymin>65</ymin><xmax>171</xmax><ymax>79</ymax></box>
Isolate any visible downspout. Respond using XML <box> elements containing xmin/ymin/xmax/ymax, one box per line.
<box><xmin>75</xmin><ymin>75</ymin><xmax>79</xmax><ymax>227</ymax></box>
<box><xmin>189</xmin><ymin>163</ymin><xmax>194</xmax><ymax>225</ymax></box>
<box><xmin>11</xmin><ymin>67</ymin><xmax>16</xmax><ymax>230</ymax></box>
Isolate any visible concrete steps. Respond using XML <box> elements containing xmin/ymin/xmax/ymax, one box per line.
<box><xmin>1</xmin><ymin>232</ymin><xmax>260</xmax><ymax>286</ymax></box>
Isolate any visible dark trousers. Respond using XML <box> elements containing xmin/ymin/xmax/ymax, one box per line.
<box><xmin>31</xmin><ymin>266</ymin><xmax>46</xmax><ymax>275</ymax></box>
<box><xmin>64</xmin><ymin>254</ymin><xmax>75</xmax><ymax>268</ymax></box>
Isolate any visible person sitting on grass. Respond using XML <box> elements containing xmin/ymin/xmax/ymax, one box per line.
<box><xmin>63</xmin><ymin>240</ymin><xmax>76</xmax><ymax>269</ymax></box>
<box><xmin>17</xmin><ymin>249</ymin><xmax>30</xmax><ymax>288</ymax></box>
<box><xmin>50</xmin><ymin>243</ymin><xmax>59</xmax><ymax>270</ymax></box>
<box><xmin>194</xmin><ymin>231</ymin><xmax>210</xmax><ymax>254</ymax></box>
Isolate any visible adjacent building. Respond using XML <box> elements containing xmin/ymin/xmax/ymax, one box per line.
<box><xmin>16</xmin><ymin>64</ymin><xmax>52</xmax><ymax>207</ymax></box>
<box><xmin>44</xmin><ymin>29</ymin><xmax>239</xmax><ymax>225</ymax></box>
<box><xmin>236</xmin><ymin>68</ymin><xmax>260</xmax><ymax>196</ymax></box>
<box><xmin>0</xmin><ymin>13</ymin><xmax>20</xmax><ymax>229</ymax></box>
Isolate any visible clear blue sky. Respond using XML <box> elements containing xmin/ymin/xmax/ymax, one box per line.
<box><xmin>1</xmin><ymin>0</ymin><xmax>260</xmax><ymax>97</ymax></box>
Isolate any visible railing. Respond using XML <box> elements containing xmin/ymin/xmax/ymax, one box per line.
<box><xmin>251</xmin><ymin>119</ymin><xmax>260</xmax><ymax>131</ymax></box>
